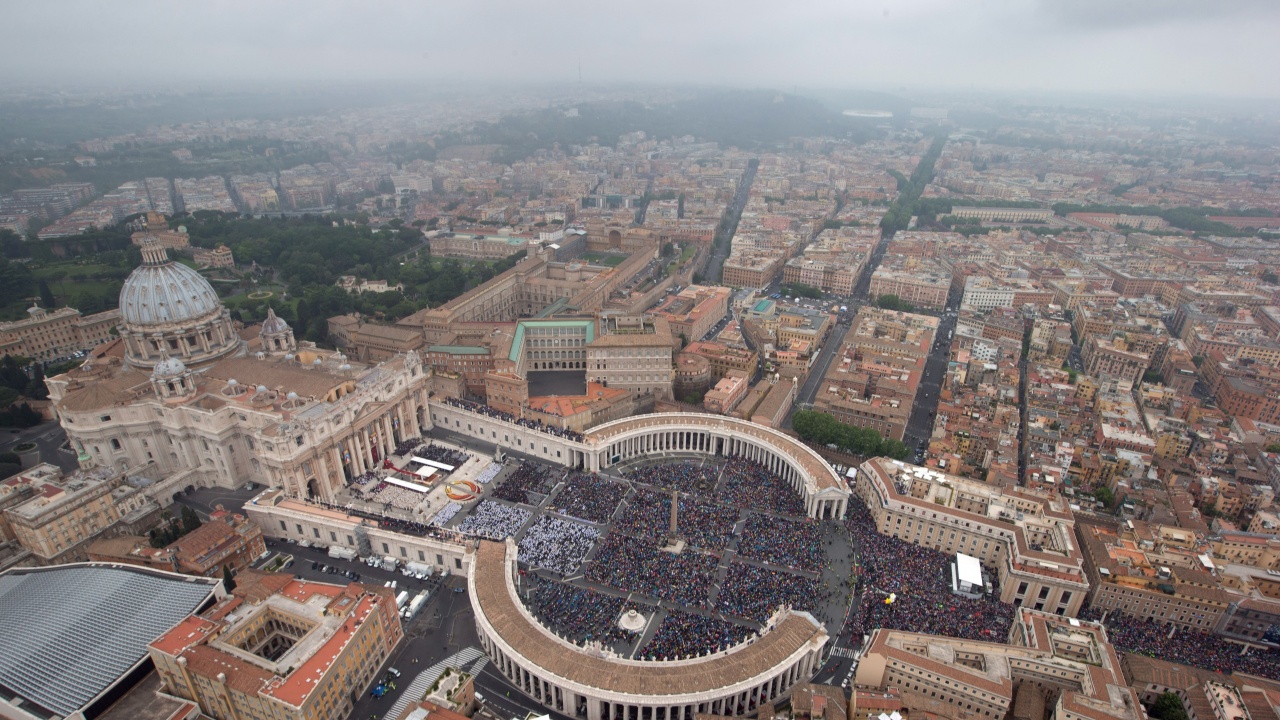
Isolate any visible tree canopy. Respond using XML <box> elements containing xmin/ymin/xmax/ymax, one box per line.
<box><xmin>792</xmin><ymin>410</ymin><xmax>909</xmax><ymax>460</ymax></box>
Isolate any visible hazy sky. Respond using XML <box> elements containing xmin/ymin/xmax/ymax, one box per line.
<box><xmin>4</xmin><ymin>0</ymin><xmax>1279</xmax><ymax>99</ymax></box>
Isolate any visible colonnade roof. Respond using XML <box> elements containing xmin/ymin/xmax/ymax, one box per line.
<box><xmin>473</xmin><ymin>540</ymin><xmax>825</xmax><ymax>697</ymax></box>
<box><xmin>586</xmin><ymin>413</ymin><xmax>845</xmax><ymax>492</ymax></box>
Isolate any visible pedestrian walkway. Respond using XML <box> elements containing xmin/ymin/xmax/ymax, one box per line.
<box><xmin>388</xmin><ymin>647</ymin><xmax>489</xmax><ymax>720</ymax></box>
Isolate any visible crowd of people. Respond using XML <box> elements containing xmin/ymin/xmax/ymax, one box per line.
<box><xmin>492</xmin><ymin>462</ymin><xmax>561</xmax><ymax>504</ymax></box>
<box><xmin>737</xmin><ymin>513</ymin><xmax>825</xmax><ymax>573</ymax></box>
<box><xmin>552</xmin><ymin>473</ymin><xmax>627</xmax><ymax>524</ymax></box>
<box><xmin>1081</xmin><ymin>609</ymin><xmax>1280</xmax><ymax>677</ymax></box>
<box><xmin>474</xmin><ymin>462</ymin><xmax>503</xmax><ymax>485</ymax></box>
<box><xmin>430</xmin><ymin>501</ymin><xmax>462</xmax><ymax>527</ymax></box>
<box><xmin>518</xmin><ymin>516</ymin><xmax>600</xmax><ymax>575</ymax></box>
<box><xmin>624</xmin><ymin>462</ymin><xmax>720</xmax><ymax>498</ymax></box>
<box><xmin>443</xmin><ymin>397</ymin><xmax>585</xmax><ymax>442</ymax></box>
<box><xmin>457</xmin><ymin>499</ymin><xmax>531</xmax><ymax>540</ymax></box>
<box><xmin>526</xmin><ymin>576</ymin><xmax>641</xmax><ymax>650</ymax></box>
<box><xmin>717</xmin><ymin>457</ymin><xmax>807</xmax><ymax>517</ymax></box>
<box><xmin>413</xmin><ymin>443</ymin><xmax>469</xmax><ymax>467</ymax></box>
<box><xmin>371</xmin><ymin>483</ymin><xmax>426</xmax><ymax>510</ymax></box>
<box><xmin>614</xmin><ymin>489</ymin><xmax>739</xmax><ymax>551</ymax></box>
<box><xmin>585</xmin><ymin>533</ymin><xmax>719</xmax><ymax>608</ymax></box>
<box><xmin>718</xmin><ymin>562</ymin><xmax>821</xmax><ymax>623</ymax></box>
<box><xmin>640</xmin><ymin>610</ymin><xmax>751</xmax><ymax>661</ymax></box>
<box><xmin>845</xmin><ymin>500</ymin><xmax>1014</xmax><ymax>643</ymax></box>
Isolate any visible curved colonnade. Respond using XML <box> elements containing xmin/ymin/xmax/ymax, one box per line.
<box><xmin>471</xmin><ymin>539</ymin><xmax>829</xmax><ymax>720</ymax></box>
<box><xmin>586</xmin><ymin>413</ymin><xmax>850</xmax><ymax>520</ymax></box>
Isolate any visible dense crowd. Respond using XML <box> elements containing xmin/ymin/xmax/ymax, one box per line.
<box><xmin>845</xmin><ymin>500</ymin><xmax>1014</xmax><ymax>642</ymax></box>
<box><xmin>492</xmin><ymin>462</ymin><xmax>561</xmax><ymax>504</ymax></box>
<box><xmin>585</xmin><ymin>533</ymin><xmax>719</xmax><ymax>608</ymax></box>
<box><xmin>372</xmin><ymin>483</ymin><xmax>426</xmax><ymax>510</ymax></box>
<box><xmin>718</xmin><ymin>562</ymin><xmax>823</xmax><ymax>623</ymax></box>
<box><xmin>430</xmin><ymin>501</ymin><xmax>462</xmax><ymax>527</ymax></box>
<box><xmin>457</xmin><ymin>500</ymin><xmax>531</xmax><ymax>539</ymax></box>
<box><xmin>474</xmin><ymin>462</ymin><xmax>503</xmax><ymax>485</ymax></box>
<box><xmin>624</xmin><ymin>461</ymin><xmax>720</xmax><ymax>497</ymax></box>
<box><xmin>717</xmin><ymin>457</ymin><xmax>807</xmax><ymax>517</ymax></box>
<box><xmin>444</xmin><ymin>397</ymin><xmax>585</xmax><ymax>441</ymax></box>
<box><xmin>413</xmin><ymin>443</ymin><xmax>469</xmax><ymax>468</ymax></box>
<box><xmin>393</xmin><ymin>438</ymin><xmax>421</xmax><ymax>457</ymax></box>
<box><xmin>737</xmin><ymin>513</ymin><xmax>825</xmax><ymax>572</ymax></box>
<box><xmin>615</xmin><ymin>489</ymin><xmax>739</xmax><ymax>551</ymax></box>
<box><xmin>518</xmin><ymin>516</ymin><xmax>600</xmax><ymax>574</ymax></box>
<box><xmin>553</xmin><ymin>473</ymin><xmax>627</xmax><ymax>524</ymax></box>
<box><xmin>526</xmin><ymin>577</ymin><xmax>641</xmax><ymax>649</ymax></box>
<box><xmin>640</xmin><ymin>610</ymin><xmax>751</xmax><ymax>661</ymax></box>
<box><xmin>1081</xmin><ymin>609</ymin><xmax>1280</xmax><ymax>677</ymax></box>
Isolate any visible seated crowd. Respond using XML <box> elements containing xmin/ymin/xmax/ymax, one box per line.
<box><xmin>717</xmin><ymin>456</ymin><xmax>807</xmax><ymax>517</ymax></box>
<box><xmin>640</xmin><ymin>610</ymin><xmax>752</xmax><ymax>661</ymax></box>
<box><xmin>518</xmin><ymin>515</ymin><xmax>600</xmax><ymax>575</ymax></box>
<box><xmin>492</xmin><ymin>461</ymin><xmax>561</xmax><ymax>504</ymax></box>
<box><xmin>457</xmin><ymin>499</ymin><xmax>531</xmax><ymax>540</ymax></box>
<box><xmin>585</xmin><ymin>533</ymin><xmax>719</xmax><ymax>608</ymax></box>
<box><xmin>552</xmin><ymin>472</ymin><xmax>627</xmax><ymax>524</ymax></box>
<box><xmin>737</xmin><ymin>513</ymin><xmax>825</xmax><ymax>573</ymax></box>
<box><xmin>614</xmin><ymin>489</ymin><xmax>739</xmax><ymax>551</ymax></box>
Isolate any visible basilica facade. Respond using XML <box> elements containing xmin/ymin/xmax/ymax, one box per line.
<box><xmin>47</xmin><ymin>241</ymin><xmax>436</xmax><ymax>504</ymax></box>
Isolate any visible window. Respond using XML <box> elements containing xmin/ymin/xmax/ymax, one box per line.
<box><xmin>110</xmin><ymin>438</ymin><xmax>122</xmax><ymax>451</ymax></box>
<box><xmin>296</xmin><ymin>524</ymin><xmax>303</xmax><ymax>534</ymax></box>
<box><xmin>400</xmin><ymin>547</ymin><xmax>407</xmax><ymax>557</ymax></box>
<box><xmin>455</xmin><ymin>558</ymin><xmax>463</xmax><ymax>570</ymax></box>
<box><xmin>418</xmin><ymin>550</ymin><xmax>425</xmax><ymax>561</ymax></box>
<box><xmin>330</xmin><ymin>531</ymin><xmax>337</xmax><ymax>542</ymax></box>
<box><xmin>280</xmin><ymin>521</ymin><xmax>287</xmax><ymax>531</ymax></box>
<box><xmin>436</xmin><ymin>554</ymin><xmax>443</xmax><ymax>565</ymax></box>
<box><xmin>313</xmin><ymin>528</ymin><xmax>320</xmax><ymax>538</ymax></box>
<box><xmin>382</xmin><ymin>543</ymin><xmax>389</xmax><ymax>553</ymax></box>
<box><xmin>100</xmin><ymin>415</ymin><xmax>112</xmax><ymax>422</ymax></box>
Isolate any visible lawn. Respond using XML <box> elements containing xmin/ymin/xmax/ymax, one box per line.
<box><xmin>580</xmin><ymin>252</ymin><xmax>628</xmax><ymax>267</ymax></box>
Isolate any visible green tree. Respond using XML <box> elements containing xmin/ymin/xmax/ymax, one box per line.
<box><xmin>180</xmin><ymin>505</ymin><xmax>203</xmax><ymax>534</ymax></box>
<box><xmin>24</xmin><ymin>364</ymin><xmax>47</xmax><ymax>401</ymax></box>
<box><xmin>38</xmin><ymin>279</ymin><xmax>56</xmax><ymax>309</ymax></box>
<box><xmin>1148</xmin><ymin>693</ymin><xmax>1189</xmax><ymax>720</ymax></box>
<box><xmin>1266</xmin><ymin>443</ymin><xmax>1280</xmax><ymax>453</ymax></box>
<box><xmin>1093</xmin><ymin>486</ymin><xmax>1116</xmax><ymax>509</ymax></box>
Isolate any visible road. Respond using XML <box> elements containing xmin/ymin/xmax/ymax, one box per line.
<box><xmin>706</xmin><ymin>161</ymin><xmax>757</xmax><ymax>283</ymax></box>
<box><xmin>0</xmin><ymin>420</ymin><xmax>78</xmax><ymax>473</ymax></box>
<box><xmin>788</xmin><ymin>319</ymin><xmax>851</xmax><ymax>423</ymax></box>
<box><xmin>900</xmin><ymin>311</ymin><xmax>957</xmax><ymax>453</ymax></box>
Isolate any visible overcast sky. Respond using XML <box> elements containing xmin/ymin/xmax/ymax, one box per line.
<box><xmin>4</xmin><ymin>0</ymin><xmax>1279</xmax><ymax>100</ymax></box>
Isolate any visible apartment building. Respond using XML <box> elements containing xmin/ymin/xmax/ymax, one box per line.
<box><xmin>1081</xmin><ymin>336</ymin><xmax>1149</xmax><ymax>385</ymax></box>
<box><xmin>651</xmin><ymin>285</ymin><xmax>730</xmax><ymax>344</ymax></box>
<box><xmin>854</xmin><ymin>458</ymin><xmax>1090</xmax><ymax>616</ymax></box>
<box><xmin>855</xmin><ymin>609</ymin><xmax>1140</xmax><ymax>720</ymax></box>
<box><xmin>868</xmin><ymin>268</ymin><xmax>950</xmax><ymax>310</ymax></box>
<box><xmin>722</xmin><ymin>252</ymin><xmax>782</xmax><ymax>289</ymax></box>
<box><xmin>1077</xmin><ymin>522</ymin><xmax>1229</xmax><ymax>632</ymax></box>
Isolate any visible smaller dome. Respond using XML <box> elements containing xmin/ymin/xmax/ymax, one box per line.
<box><xmin>286</xmin><ymin>391</ymin><xmax>299</xmax><ymax>400</ymax></box>
<box><xmin>261</xmin><ymin>307</ymin><xmax>290</xmax><ymax>335</ymax></box>
<box><xmin>339</xmin><ymin>364</ymin><xmax>352</xmax><ymax>372</ymax></box>
<box><xmin>153</xmin><ymin>355</ymin><xmax>187</xmax><ymax>378</ymax></box>
<box><xmin>228</xmin><ymin>378</ymin><xmax>238</xmax><ymax>386</ymax></box>
<box><xmin>312</xmin><ymin>358</ymin><xmax>323</xmax><ymax>366</ymax></box>
<box><xmin>256</xmin><ymin>385</ymin><xmax>268</xmax><ymax>394</ymax></box>
<box><xmin>284</xmin><ymin>353</ymin><xmax>295</xmax><ymax>361</ymax></box>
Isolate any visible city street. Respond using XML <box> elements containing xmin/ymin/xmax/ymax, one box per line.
<box><xmin>0</xmin><ymin>421</ymin><xmax>77</xmax><ymax>473</ymax></box>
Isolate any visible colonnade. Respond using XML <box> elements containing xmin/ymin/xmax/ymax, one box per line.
<box><xmin>595</xmin><ymin>424</ymin><xmax>848</xmax><ymax>520</ymax></box>
<box><xmin>479</xmin><ymin>635</ymin><xmax>822</xmax><ymax>720</ymax></box>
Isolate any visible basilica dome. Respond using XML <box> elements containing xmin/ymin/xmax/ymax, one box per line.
<box><xmin>119</xmin><ymin>244</ymin><xmax>223</xmax><ymax>326</ymax></box>
<box><xmin>116</xmin><ymin>241</ymin><xmax>244</xmax><ymax>371</ymax></box>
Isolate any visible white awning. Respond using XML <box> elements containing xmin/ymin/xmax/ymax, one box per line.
<box><xmin>384</xmin><ymin>475</ymin><xmax>429</xmax><ymax>493</ymax></box>
<box><xmin>956</xmin><ymin>553</ymin><xmax>983</xmax><ymax>587</ymax></box>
